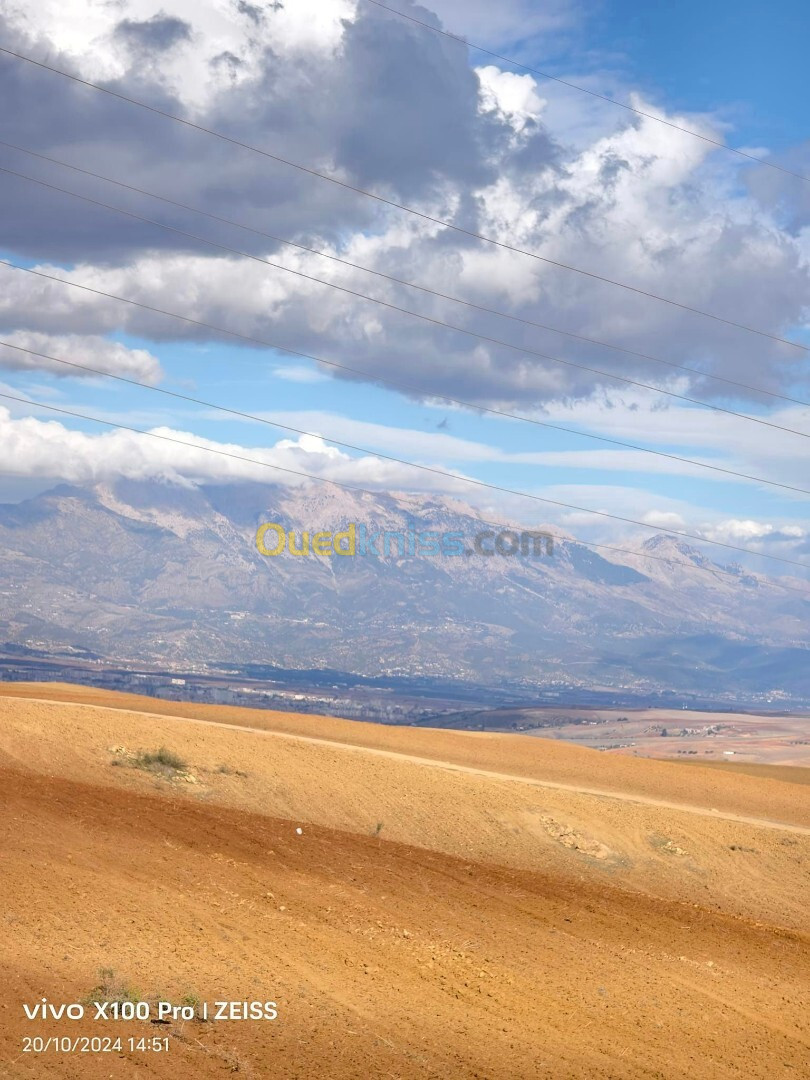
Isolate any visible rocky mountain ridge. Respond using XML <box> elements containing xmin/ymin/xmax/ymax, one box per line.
<box><xmin>0</xmin><ymin>478</ymin><xmax>807</xmax><ymax>699</ymax></box>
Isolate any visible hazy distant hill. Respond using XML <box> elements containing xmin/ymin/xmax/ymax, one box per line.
<box><xmin>0</xmin><ymin>479</ymin><xmax>807</xmax><ymax>699</ymax></box>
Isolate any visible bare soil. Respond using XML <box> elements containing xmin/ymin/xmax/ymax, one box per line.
<box><xmin>0</xmin><ymin>685</ymin><xmax>807</xmax><ymax>1078</ymax></box>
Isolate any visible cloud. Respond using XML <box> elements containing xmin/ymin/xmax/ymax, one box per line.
<box><xmin>476</xmin><ymin>65</ymin><xmax>547</xmax><ymax>135</ymax></box>
<box><xmin>272</xmin><ymin>365</ymin><xmax>327</xmax><ymax>383</ymax></box>
<box><xmin>425</xmin><ymin>0</ymin><xmax>579</xmax><ymax>46</ymax></box>
<box><xmin>0</xmin><ymin>331</ymin><xmax>163</xmax><ymax>382</ymax></box>
<box><xmin>702</xmin><ymin>518</ymin><xmax>808</xmax><ymax>546</ymax></box>
<box><xmin>2</xmin><ymin>0</ymin><xmax>355</xmax><ymax>104</ymax></box>
<box><xmin>2</xmin><ymin>397</ymin><xmax>809</xmax><ymax>570</ymax></box>
<box><xmin>114</xmin><ymin>14</ymin><xmax>192</xmax><ymax>55</ymax></box>
<box><xmin>488</xmin><ymin>483</ymin><xmax>810</xmax><ymax>568</ymax></box>
<box><xmin>746</xmin><ymin>140</ymin><xmax>810</xmax><ymax>234</ymax></box>
<box><xmin>642</xmin><ymin>510</ymin><xmax>686</xmax><ymax>529</ymax></box>
<box><xmin>533</xmin><ymin>390</ymin><xmax>810</xmax><ymax>492</ymax></box>
<box><xmin>232</xmin><ymin>407</ymin><xmax>754</xmax><ymax>484</ymax></box>
<box><xmin>328</xmin><ymin>3</ymin><xmax>505</xmax><ymax>197</ymax></box>
<box><xmin>0</xmin><ymin>0</ymin><xmax>807</xmax><ymax>423</ymax></box>
<box><xmin>0</xmin><ymin>404</ymin><xmax>480</xmax><ymax>493</ymax></box>
<box><xmin>0</xmin><ymin>0</ymin><xmax>540</xmax><ymax>261</ymax></box>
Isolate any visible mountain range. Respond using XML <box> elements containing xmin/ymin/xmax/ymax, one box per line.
<box><xmin>1</xmin><ymin>479</ymin><xmax>808</xmax><ymax>701</ymax></box>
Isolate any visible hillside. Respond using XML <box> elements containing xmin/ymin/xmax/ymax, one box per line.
<box><xmin>0</xmin><ymin>479</ymin><xmax>808</xmax><ymax>699</ymax></box>
<box><xmin>1</xmin><ymin>686</ymin><xmax>808</xmax><ymax>1077</ymax></box>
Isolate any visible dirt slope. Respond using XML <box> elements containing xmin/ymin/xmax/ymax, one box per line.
<box><xmin>2</xmin><ymin>682</ymin><xmax>808</xmax><ymax>828</ymax></box>
<box><xmin>0</xmin><ymin>686</ymin><xmax>808</xmax><ymax>1078</ymax></box>
<box><xmin>0</xmin><ymin>693</ymin><xmax>807</xmax><ymax>928</ymax></box>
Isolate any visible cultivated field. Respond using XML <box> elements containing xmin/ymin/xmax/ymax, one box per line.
<box><xmin>435</xmin><ymin>704</ymin><xmax>810</xmax><ymax>766</ymax></box>
<box><xmin>0</xmin><ymin>683</ymin><xmax>808</xmax><ymax>1078</ymax></box>
<box><xmin>550</xmin><ymin>708</ymin><xmax>810</xmax><ymax>765</ymax></box>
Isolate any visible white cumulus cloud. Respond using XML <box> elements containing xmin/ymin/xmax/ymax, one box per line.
<box><xmin>0</xmin><ymin>331</ymin><xmax>163</xmax><ymax>383</ymax></box>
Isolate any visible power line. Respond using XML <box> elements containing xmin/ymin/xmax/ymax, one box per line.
<box><xmin>4</xmin><ymin>182</ymin><xmax>810</xmax><ymax>443</ymax></box>
<box><xmin>363</xmin><ymin>0</ymin><xmax>810</xmax><ymax>186</ymax></box>
<box><xmin>3</xmin><ymin>138</ymin><xmax>809</xmax><ymax>411</ymax></box>
<box><xmin>1</xmin><ymin>44</ymin><xmax>808</xmax><ymax>352</ymax></box>
<box><xmin>2</xmin><ymin>336</ymin><xmax>809</xmax><ymax>499</ymax></box>
<box><xmin>2</xmin><ymin>388</ymin><xmax>809</xmax><ymax>583</ymax></box>
<box><xmin>6</xmin><ymin>261</ymin><xmax>810</xmax><ymax>471</ymax></box>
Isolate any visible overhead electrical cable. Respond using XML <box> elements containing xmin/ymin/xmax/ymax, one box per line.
<box><xmin>1</xmin><ymin>45</ymin><xmax>809</xmax><ymax>351</ymax></box>
<box><xmin>7</xmin><ymin>386</ymin><xmax>804</xmax><ymax>594</ymax></box>
<box><xmin>1</xmin><ymin>387</ymin><xmax>808</xmax><ymax>574</ymax></box>
<box><xmin>1</xmin><ymin>336</ymin><xmax>808</xmax><ymax>499</ymax></box>
<box><xmin>6</xmin><ymin>260</ymin><xmax>810</xmax><ymax>458</ymax></box>
<box><xmin>3</xmin><ymin>181</ymin><xmax>810</xmax><ymax>443</ymax></box>
<box><xmin>363</xmin><ymin>0</ymin><xmax>810</xmax><ymax>186</ymax></box>
<box><xmin>2</xmin><ymin>138</ymin><xmax>808</xmax><ymax>411</ymax></box>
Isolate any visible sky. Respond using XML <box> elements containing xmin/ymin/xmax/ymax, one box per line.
<box><xmin>0</xmin><ymin>0</ymin><xmax>809</xmax><ymax>574</ymax></box>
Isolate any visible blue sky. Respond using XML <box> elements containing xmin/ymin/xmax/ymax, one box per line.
<box><xmin>588</xmin><ymin>0</ymin><xmax>810</xmax><ymax>149</ymax></box>
<box><xmin>0</xmin><ymin>0</ymin><xmax>808</xmax><ymax>573</ymax></box>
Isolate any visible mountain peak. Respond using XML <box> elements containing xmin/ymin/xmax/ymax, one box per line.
<box><xmin>641</xmin><ymin>533</ymin><xmax>712</xmax><ymax>565</ymax></box>
<box><xmin>0</xmin><ymin>479</ymin><xmax>803</xmax><ymax>698</ymax></box>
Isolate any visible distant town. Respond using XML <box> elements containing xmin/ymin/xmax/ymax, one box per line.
<box><xmin>1</xmin><ymin>645</ymin><xmax>806</xmax><ymax>732</ymax></box>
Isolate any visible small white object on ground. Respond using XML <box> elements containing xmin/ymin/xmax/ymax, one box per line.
<box><xmin>296</xmin><ymin>827</ymin><xmax>303</xmax><ymax>835</ymax></box>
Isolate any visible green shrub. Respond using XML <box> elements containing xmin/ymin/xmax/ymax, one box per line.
<box><xmin>84</xmin><ymin>968</ymin><xmax>140</xmax><ymax>1006</ymax></box>
<box><xmin>132</xmin><ymin>747</ymin><xmax>187</xmax><ymax>774</ymax></box>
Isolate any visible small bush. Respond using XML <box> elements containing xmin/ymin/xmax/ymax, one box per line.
<box><xmin>132</xmin><ymin>747</ymin><xmax>187</xmax><ymax>775</ymax></box>
<box><xmin>84</xmin><ymin>968</ymin><xmax>140</xmax><ymax>1006</ymax></box>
